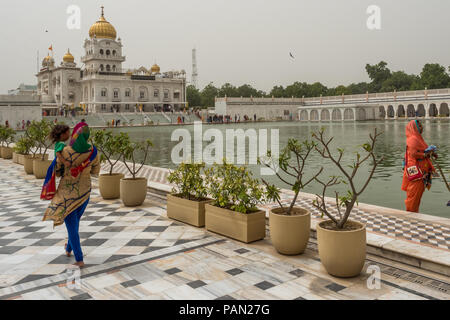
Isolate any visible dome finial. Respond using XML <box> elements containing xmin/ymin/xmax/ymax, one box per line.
<box><xmin>101</xmin><ymin>5</ymin><xmax>105</xmax><ymax>17</ymax></box>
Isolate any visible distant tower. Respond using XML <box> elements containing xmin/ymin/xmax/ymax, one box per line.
<box><xmin>192</xmin><ymin>48</ymin><xmax>198</xmax><ymax>89</ymax></box>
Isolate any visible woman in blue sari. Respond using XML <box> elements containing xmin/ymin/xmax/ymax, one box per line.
<box><xmin>43</xmin><ymin>122</ymin><xmax>99</xmax><ymax>267</ymax></box>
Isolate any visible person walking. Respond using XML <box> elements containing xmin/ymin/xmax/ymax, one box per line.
<box><xmin>401</xmin><ymin>120</ymin><xmax>436</xmax><ymax>213</ymax></box>
<box><xmin>42</xmin><ymin>122</ymin><xmax>99</xmax><ymax>267</ymax></box>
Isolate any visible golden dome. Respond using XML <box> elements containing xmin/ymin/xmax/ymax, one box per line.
<box><xmin>150</xmin><ymin>64</ymin><xmax>160</xmax><ymax>74</ymax></box>
<box><xmin>63</xmin><ymin>49</ymin><xmax>74</xmax><ymax>63</ymax></box>
<box><xmin>42</xmin><ymin>54</ymin><xmax>54</xmax><ymax>67</ymax></box>
<box><xmin>89</xmin><ymin>7</ymin><xmax>117</xmax><ymax>40</ymax></box>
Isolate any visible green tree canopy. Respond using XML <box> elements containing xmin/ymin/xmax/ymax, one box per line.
<box><xmin>186</xmin><ymin>85</ymin><xmax>201</xmax><ymax>108</ymax></box>
<box><xmin>420</xmin><ymin>63</ymin><xmax>450</xmax><ymax>89</ymax></box>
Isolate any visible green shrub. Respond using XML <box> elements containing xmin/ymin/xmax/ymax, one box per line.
<box><xmin>0</xmin><ymin>125</ymin><xmax>16</xmax><ymax>148</ymax></box>
<box><xmin>24</xmin><ymin>120</ymin><xmax>53</xmax><ymax>160</ymax></box>
<box><xmin>91</xmin><ymin>130</ymin><xmax>130</xmax><ymax>175</ymax></box>
<box><xmin>121</xmin><ymin>136</ymin><xmax>153</xmax><ymax>179</ymax></box>
<box><xmin>14</xmin><ymin>136</ymin><xmax>33</xmax><ymax>155</ymax></box>
<box><xmin>168</xmin><ymin>162</ymin><xmax>208</xmax><ymax>201</ymax></box>
<box><xmin>259</xmin><ymin>139</ymin><xmax>322</xmax><ymax>215</ymax></box>
<box><xmin>205</xmin><ymin>160</ymin><xmax>266</xmax><ymax>214</ymax></box>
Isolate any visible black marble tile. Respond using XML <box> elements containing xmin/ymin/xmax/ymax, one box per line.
<box><xmin>325</xmin><ymin>283</ymin><xmax>346</xmax><ymax>292</ymax></box>
<box><xmin>187</xmin><ymin>280</ymin><xmax>207</xmax><ymax>289</ymax></box>
<box><xmin>289</xmin><ymin>269</ymin><xmax>305</xmax><ymax>277</ymax></box>
<box><xmin>15</xmin><ymin>274</ymin><xmax>52</xmax><ymax>285</ymax></box>
<box><xmin>33</xmin><ymin>239</ymin><xmax>63</xmax><ymax>246</ymax></box>
<box><xmin>226</xmin><ymin>268</ymin><xmax>244</xmax><ymax>276</ymax></box>
<box><xmin>121</xmin><ymin>279</ymin><xmax>140</xmax><ymax>288</ymax></box>
<box><xmin>24</xmin><ymin>232</ymin><xmax>53</xmax><ymax>239</ymax></box>
<box><xmin>81</xmin><ymin>238</ymin><xmax>108</xmax><ymax>246</ymax></box>
<box><xmin>101</xmin><ymin>226</ymin><xmax>127</xmax><ymax>233</ymax></box>
<box><xmin>234</xmin><ymin>248</ymin><xmax>250</xmax><ymax>254</ymax></box>
<box><xmin>0</xmin><ymin>239</ymin><xmax>16</xmax><ymax>246</ymax></box>
<box><xmin>89</xmin><ymin>221</ymin><xmax>115</xmax><ymax>226</ymax></box>
<box><xmin>0</xmin><ymin>246</ymin><xmax>25</xmax><ymax>254</ymax></box>
<box><xmin>216</xmin><ymin>295</ymin><xmax>236</xmax><ymax>300</ymax></box>
<box><xmin>104</xmin><ymin>254</ymin><xmax>133</xmax><ymax>263</ymax></box>
<box><xmin>126</xmin><ymin>239</ymin><xmax>154</xmax><ymax>247</ymax></box>
<box><xmin>142</xmin><ymin>247</ymin><xmax>166</xmax><ymax>254</ymax></box>
<box><xmin>165</xmin><ymin>267</ymin><xmax>182</xmax><ymax>275</ymax></box>
<box><xmin>71</xmin><ymin>293</ymin><xmax>92</xmax><ymax>300</ymax></box>
<box><xmin>255</xmin><ymin>281</ymin><xmax>275</xmax><ymax>290</ymax></box>
<box><xmin>144</xmin><ymin>226</ymin><xmax>169</xmax><ymax>232</ymax></box>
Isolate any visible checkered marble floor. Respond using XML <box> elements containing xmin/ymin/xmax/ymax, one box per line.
<box><xmin>0</xmin><ymin>159</ymin><xmax>449</xmax><ymax>300</ymax></box>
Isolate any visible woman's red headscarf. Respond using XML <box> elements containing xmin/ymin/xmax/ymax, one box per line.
<box><xmin>405</xmin><ymin>120</ymin><xmax>428</xmax><ymax>152</ymax></box>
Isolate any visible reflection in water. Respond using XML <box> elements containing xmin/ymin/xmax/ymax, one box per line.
<box><xmin>114</xmin><ymin>119</ymin><xmax>449</xmax><ymax>218</ymax></box>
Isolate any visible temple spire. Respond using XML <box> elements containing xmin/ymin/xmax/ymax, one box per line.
<box><xmin>101</xmin><ymin>5</ymin><xmax>104</xmax><ymax>17</ymax></box>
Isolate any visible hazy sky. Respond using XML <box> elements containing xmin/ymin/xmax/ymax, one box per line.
<box><xmin>1</xmin><ymin>0</ymin><xmax>449</xmax><ymax>93</ymax></box>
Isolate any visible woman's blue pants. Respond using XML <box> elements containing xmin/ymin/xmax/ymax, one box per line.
<box><xmin>64</xmin><ymin>198</ymin><xmax>89</xmax><ymax>262</ymax></box>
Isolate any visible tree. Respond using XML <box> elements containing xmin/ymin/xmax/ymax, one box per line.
<box><xmin>186</xmin><ymin>85</ymin><xmax>201</xmax><ymax>108</ymax></box>
<box><xmin>381</xmin><ymin>71</ymin><xmax>418</xmax><ymax>92</ymax></box>
<box><xmin>270</xmin><ymin>85</ymin><xmax>286</xmax><ymax>98</ymax></box>
<box><xmin>419</xmin><ymin>63</ymin><xmax>450</xmax><ymax>89</ymax></box>
<box><xmin>365</xmin><ymin>61</ymin><xmax>391</xmax><ymax>92</ymax></box>
<box><xmin>218</xmin><ymin>83</ymin><xmax>238</xmax><ymax>97</ymax></box>
<box><xmin>200</xmin><ymin>83</ymin><xmax>219</xmax><ymax>109</ymax></box>
<box><xmin>236</xmin><ymin>84</ymin><xmax>264</xmax><ymax>97</ymax></box>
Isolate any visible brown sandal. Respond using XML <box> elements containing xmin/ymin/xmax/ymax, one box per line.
<box><xmin>64</xmin><ymin>243</ymin><xmax>71</xmax><ymax>257</ymax></box>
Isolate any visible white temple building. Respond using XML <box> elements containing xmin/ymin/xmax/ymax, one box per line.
<box><xmin>37</xmin><ymin>6</ymin><xmax>186</xmax><ymax>115</ymax></box>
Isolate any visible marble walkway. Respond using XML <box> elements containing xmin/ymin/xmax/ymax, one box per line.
<box><xmin>0</xmin><ymin>159</ymin><xmax>449</xmax><ymax>300</ymax></box>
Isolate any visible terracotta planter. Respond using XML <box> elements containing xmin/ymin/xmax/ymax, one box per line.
<box><xmin>205</xmin><ymin>204</ymin><xmax>266</xmax><ymax>243</ymax></box>
<box><xmin>99</xmin><ymin>173</ymin><xmax>125</xmax><ymax>199</ymax></box>
<box><xmin>269</xmin><ymin>207</ymin><xmax>310</xmax><ymax>255</ymax></box>
<box><xmin>316</xmin><ymin>220</ymin><xmax>366</xmax><ymax>278</ymax></box>
<box><xmin>1</xmin><ymin>147</ymin><xmax>13</xmax><ymax>159</ymax></box>
<box><xmin>23</xmin><ymin>155</ymin><xmax>35</xmax><ymax>174</ymax></box>
<box><xmin>12</xmin><ymin>152</ymin><xmax>19</xmax><ymax>163</ymax></box>
<box><xmin>33</xmin><ymin>159</ymin><xmax>53</xmax><ymax>179</ymax></box>
<box><xmin>167</xmin><ymin>194</ymin><xmax>213</xmax><ymax>227</ymax></box>
<box><xmin>17</xmin><ymin>154</ymin><xmax>26</xmax><ymax>165</ymax></box>
<box><xmin>35</xmin><ymin>154</ymin><xmax>49</xmax><ymax>161</ymax></box>
<box><xmin>120</xmin><ymin>177</ymin><xmax>148</xmax><ymax>207</ymax></box>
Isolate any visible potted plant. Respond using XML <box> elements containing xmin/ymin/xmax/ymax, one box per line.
<box><xmin>13</xmin><ymin>136</ymin><xmax>33</xmax><ymax>165</ymax></box>
<box><xmin>32</xmin><ymin>120</ymin><xmax>53</xmax><ymax>179</ymax></box>
<box><xmin>120</xmin><ymin>137</ymin><xmax>153</xmax><ymax>206</ymax></box>
<box><xmin>204</xmin><ymin>160</ymin><xmax>267</xmax><ymax>243</ymax></box>
<box><xmin>167</xmin><ymin>162</ymin><xmax>212</xmax><ymax>227</ymax></box>
<box><xmin>91</xmin><ymin>130</ymin><xmax>129</xmax><ymax>199</ymax></box>
<box><xmin>260</xmin><ymin>139</ymin><xmax>323</xmax><ymax>255</ymax></box>
<box><xmin>311</xmin><ymin>128</ymin><xmax>383</xmax><ymax>277</ymax></box>
<box><xmin>21</xmin><ymin>121</ymin><xmax>50</xmax><ymax>175</ymax></box>
<box><xmin>0</xmin><ymin>125</ymin><xmax>16</xmax><ymax>159</ymax></box>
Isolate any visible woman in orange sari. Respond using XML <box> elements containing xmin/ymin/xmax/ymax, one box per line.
<box><xmin>401</xmin><ymin>120</ymin><xmax>436</xmax><ymax>212</ymax></box>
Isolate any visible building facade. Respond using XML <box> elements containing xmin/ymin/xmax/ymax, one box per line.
<box><xmin>37</xmin><ymin>7</ymin><xmax>186</xmax><ymax>115</ymax></box>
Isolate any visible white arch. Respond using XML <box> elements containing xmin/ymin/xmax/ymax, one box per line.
<box><xmin>406</xmin><ymin>104</ymin><xmax>415</xmax><ymax>118</ymax></box>
<box><xmin>300</xmin><ymin>110</ymin><xmax>308</xmax><ymax>121</ymax></box>
<box><xmin>321</xmin><ymin>109</ymin><xmax>330</xmax><ymax>121</ymax></box>
<box><xmin>332</xmin><ymin>109</ymin><xmax>342</xmax><ymax>121</ymax></box>
<box><xmin>344</xmin><ymin>108</ymin><xmax>354</xmax><ymax>120</ymax></box>
<box><xmin>310</xmin><ymin>110</ymin><xmax>319</xmax><ymax>121</ymax></box>
<box><xmin>429</xmin><ymin>103</ymin><xmax>438</xmax><ymax>117</ymax></box>
<box><xmin>439</xmin><ymin>102</ymin><xmax>449</xmax><ymax>117</ymax></box>
<box><xmin>417</xmin><ymin>104</ymin><xmax>426</xmax><ymax>117</ymax></box>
